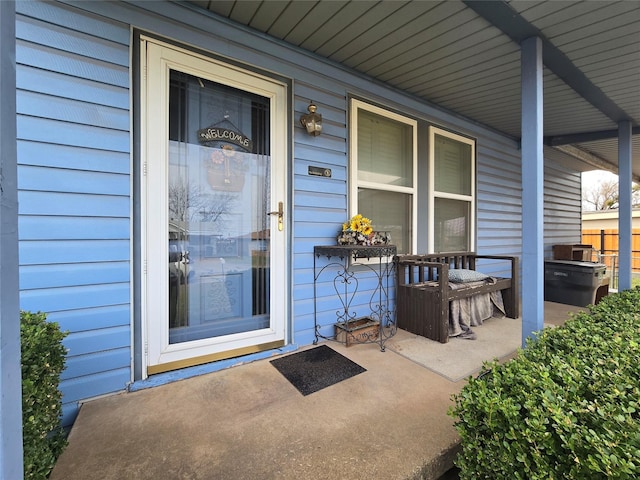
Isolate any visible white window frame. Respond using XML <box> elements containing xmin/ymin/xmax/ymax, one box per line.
<box><xmin>349</xmin><ymin>99</ymin><xmax>418</xmax><ymax>255</ymax></box>
<box><xmin>428</xmin><ymin>126</ymin><xmax>476</xmax><ymax>253</ymax></box>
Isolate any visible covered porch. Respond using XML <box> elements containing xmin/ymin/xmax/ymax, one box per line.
<box><xmin>1</xmin><ymin>1</ymin><xmax>638</xmax><ymax>478</ymax></box>
<box><xmin>50</xmin><ymin>302</ymin><xmax>581</xmax><ymax>480</ymax></box>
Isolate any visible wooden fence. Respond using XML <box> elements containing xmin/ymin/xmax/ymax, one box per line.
<box><xmin>581</xmin><ymin>229</ymin><xmax>640</xmax><ymax>277</ymax></box>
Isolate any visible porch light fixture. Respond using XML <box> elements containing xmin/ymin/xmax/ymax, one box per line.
<box><xmin>300</xmin><ymin>101</ymin><xmax>322</xmax><ymax>136</ymax></box>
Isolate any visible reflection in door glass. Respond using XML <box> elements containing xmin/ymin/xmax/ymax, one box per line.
<box><xmin>167</xmin><ymin>70</ymin><xmax>271</xmax><ymax>344</ymax></box>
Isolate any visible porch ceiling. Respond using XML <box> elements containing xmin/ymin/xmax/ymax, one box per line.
<box><xmin>189</xmin><ymin>0</ymin><xmax>640</xmax><ymax>178</ymax></box>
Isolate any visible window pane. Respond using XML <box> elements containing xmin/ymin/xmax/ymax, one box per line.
<box><xmin>434</xmin><ymin>134</ymin><xmax>471</xmax><ymax>195</ymax></box>
<box><xmin>358</xmin><ymin>188</ymin><xmax>412</xmax><ymax>254</ymax></box>
<box><xmin>434</xmin><ymin>198</ymin><xmax>470</xmax><ymax>253</ymax></box>
<box><xmin>358</xmin><ymin>110</ymin><xmax>413</xmax><ymax>187</ymax></box>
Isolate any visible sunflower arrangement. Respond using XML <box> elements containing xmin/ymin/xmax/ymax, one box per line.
<box><xmin>337</xmin><ymin>214</ymin><xmax>390</xmax><ymax>246</ymax></box>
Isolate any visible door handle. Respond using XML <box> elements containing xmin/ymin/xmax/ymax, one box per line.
<box><xmin>267</xmin><ymin>201</ymin><xmax>284</xmax><ymax>231</ymax></box>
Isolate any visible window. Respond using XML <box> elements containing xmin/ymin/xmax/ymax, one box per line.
<box><xmin>350</xmin><ymin>100</ymin><xmax>417</xmax><ymax>254</ymax></box>
<box><xmin>429</xmin><ymin>126</ymin><xmax>475</xmax><ymax>253</ymax></box>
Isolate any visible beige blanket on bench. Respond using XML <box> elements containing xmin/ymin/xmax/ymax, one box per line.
<box><xmin>449</xmin><ymin>278</ymin><xmax>506</xmax><ymax>338</ymax></box>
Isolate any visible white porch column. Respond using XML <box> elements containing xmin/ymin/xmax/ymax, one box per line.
<box><xmin>520</xmin><ymin>36</ymin><xmax>545</xmax><ymax>346</ymax></box>
<box><xmin>617</xmin><ymin>120</ymin><xmax>633</xmax><ymax>290</ymax></box>
<box><xmin>0</xmin><ymin>1</ymin><xmax>23</xmax><ymax>479</ymax></box>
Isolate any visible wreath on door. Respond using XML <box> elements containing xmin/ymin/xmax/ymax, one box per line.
<box><xmin>198</xmin><ymin>118</ymin><xmax>253</xmax><ymax>193</ymax></box>
<box><xmin>206</xmin><ymin>144</ymin><xmax>247</xmax><ymax>192</ymax></box>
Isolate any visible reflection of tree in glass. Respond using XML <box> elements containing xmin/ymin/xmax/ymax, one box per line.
<box><xmin>169</xmin><ymin>177</ymin><xmax>236</xmax><ymax>231</ymax></box>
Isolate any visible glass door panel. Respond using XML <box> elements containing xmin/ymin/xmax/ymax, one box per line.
<box><xmin>143</xmin><ymin>39</ymin><xmax>287</xmax><ymax>373</ymax></box>
<box><xmin>168</xmin><ymin>71</ymin><xmax>271</xmax><ymax>344</ymax></box>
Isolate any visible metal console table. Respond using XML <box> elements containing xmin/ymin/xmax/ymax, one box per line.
<box><xmin>313</xmin><ymin>244</ymin><xmax>397</xmax><ymax>351</ymax></box>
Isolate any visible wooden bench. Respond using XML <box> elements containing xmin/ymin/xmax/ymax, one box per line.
<box><xmin>395</xmin><ymin>253</ymin><xmax>519</xmax><ymax>343</ymax></box>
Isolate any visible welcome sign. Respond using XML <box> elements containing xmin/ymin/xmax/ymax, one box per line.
<box><xmin>197</xmin><ymin>127</ymin><xmax>253</xmax><ymax>152</ymax></box>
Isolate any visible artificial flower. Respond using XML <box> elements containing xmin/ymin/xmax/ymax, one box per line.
<box><xmin>337</xmin><ymin>214</ymin><xmax>390</xmax><ymax>246</ymax></box>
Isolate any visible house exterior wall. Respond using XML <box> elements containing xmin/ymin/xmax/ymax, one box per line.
<box><xmin>15</xmin><ymin>1</ymin><xmax>583</xmax><ymax>426</ymax></box>
<box><xmin>543</xmin><ymin>148</ymin><xmax>584</xmax><ymax>257</ymax></box>
<box><xmin>582</xmin><ymin>210</ymin><xmax>640</xmax><ymax>230</ymax></box>
<box><xmin>16</xmin><ymin>1</ymin><xmax>132</xmax><ymax>426</ymax></box>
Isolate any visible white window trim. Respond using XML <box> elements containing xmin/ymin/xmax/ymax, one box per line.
<box><xmin>349</xmin><ymin>99</ymin><xmax>418</xmax><ymax>254</ymax></box>
<box><xmin>428</xmin><ymin>126</ymin><xmax>476</xmax><ymax>253</ymax></box>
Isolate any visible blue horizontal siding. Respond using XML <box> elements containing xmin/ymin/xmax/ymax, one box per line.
<box><xmin>18</xmin><ymin>64</ymin><xmax>129</xmax><ymax>110</ymax></box>
<box><xmin>17</xmin><ymin>0</ymin><xmax>130</xmax><ymax>45</ymax></box>
<box><xmin>475</xmin><ymin>135</ymin><xmax>522</xmax><ymax>256</ymax></box>
<box><xmin>61</xmin><ymin>368</ymin><xmax>131</xmax><ymax>404</ymax></box>
<box><xmin>477</xmin><ymin>181</ymin><xmax>522</xmax><ymax>198</ymax></box>
<box><xmin>294</xmin><ymin>144</ymin><xmax>348</xmax><ymax>168</ymax></box>
<box><xmin>17</xmin><ymin>90</ymin><xmax>129</xmax><ymax>131</ymax></box>
<box><xmin>47</xmin><ymin>305</ymin><xmax>131</xmax><ymax>333</ymax></box>
<box><xmin>19</xmin><ymin>216</ymin><xmax>129</xmax><ymax>240</ymax></box>
<box><xmin>294</xmin><ymin>191</ymin><xmax>346</xmax><ymax>210</ymax></box>
<box><xmin>20</xmin><ymin>262</ymin><xmax>129</xmax><ymax>289</ymax></box>
<box><xmin>17</xmin><ymin>116</ymin><xmax>130</xmax><ymax>152</ymax></box>
<box><xmin>293</xmin><ymin>207</ymin><xmax>348</xmax><ymax>224</ymax></box>
<box><xmin>63</xmin><ymin>326</ymin><xmax>130</xmax><ymax>358</ymax></box>
<box><xmin>18</xmin><ymin>165</ymin><xmax>129</xmax><ymax>195</ymax></box>
<box><xmin>296</xmin><ymin>235</ymin><xmax>343</xmax><ymax>252</ymax></box>
<box><xmin>295</xmin><ymin>221</ymin><xmax>347</xmax><ymax>239</ymax></box>
<box><xmin>20</xmin><ymin>283</ymin><xmax>130</xmax><ymax>312</ymax></box>
<box><xmin>294</xmin><ymin>175</ymin><xmax>346</xmax><ymax>195</ymax></box>
<box><xmin>543</xmin><ymin>163</ymin><xmax>583</xmax><ymax>255</ymax></box>
<box><xmin>293</xmin><ymin>328</ymin><xmax>317</xmax><ymax>348</ymax></box>
<box><xmin>16</xmin><ymin>2</ymin><xmax>132</xmax><ymax>430</ymax></box>
<box><xmin>479</xmin><ymin>229</ymin><xmax>521</xmax><ymax>246</ymax></box>
<box><xmin>16</xmin><ymin>14</ymin><xmax>129</xmax><ymax>66</ymax></box>
<box><xmin>19</xmin><ymin>191</ymin><xmax>129</xmax><ymax>217</ymax></box>
<box><xmin>18</xmin><ymin>140</ymin><xmax>130</xmax><ymax>174</ymax></box>
<box><xmin>295</xmin><ymin>85</ymin><xmax>347</xmax><ymax>121</ymax></box>
<box><xmin>478</xmin><ymin>207</ymin><xmax>521</xmax><ymax>227</ymax></box>
<box><xmin>62</xmin><ymin>347</ymin><xmax>130</xmax><ymax>381</ymax></box>
<box><xmin>20</xmin><ymin>239</ymin><xmax>129</xmax><ymax>265</ymax></box>
<box><xmin>292</xmin><ymin>261</ymin><xmax>314</xmax><ymax>280</ymax></box>
<box><xmin>293</xmin><ymin>310</ymin><xmax>316</xmax><ymax>330</ymax></box>
<box><xmin>292</xmin><ymin>297</ymin><xmax>315</xmax><ymax>317</ymax></box>
<box><xmin>16</xmin><ymin>40</ymin><xmax>128</xmax><ymax>88</ymax></box>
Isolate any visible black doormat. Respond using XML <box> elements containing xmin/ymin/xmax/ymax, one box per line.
<box><xmin>270</xmin><ymin>345</ymin><xmax>366</xmax><ymax>396</ymax></box>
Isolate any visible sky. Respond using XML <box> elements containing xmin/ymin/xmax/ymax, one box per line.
<box><xmin>581</xmin><ymin>169</ymin><xmax>620</xmax><ymax>211</ymax></box>
<box><xmin>582</xmin><ymin>169</ymin><xmax>618</xmax><ymax>187</ymax></box>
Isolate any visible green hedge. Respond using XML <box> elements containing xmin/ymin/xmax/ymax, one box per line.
<box><xmin>21</xmin><ymin>311</ymin><xmax>68</xmax><ymax>480</ymax></box>
<box><xmin>449</xmin><ymin>288</ymin><xmax>640</xmax><ymax>480</ymax></box>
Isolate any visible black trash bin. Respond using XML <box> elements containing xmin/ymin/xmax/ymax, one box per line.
<box><xmin>544</xmin><ymin>260</ymin><xmax>607</xmax><ymax>307</ymax></box>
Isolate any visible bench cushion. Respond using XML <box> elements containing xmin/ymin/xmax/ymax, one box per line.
<box><xmin>448</xmin><ymin>268</ymin><xmax>490</xmax><ymax>283</ymax></box>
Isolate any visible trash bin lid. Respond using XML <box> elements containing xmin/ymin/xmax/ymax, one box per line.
<box><xmin>544</xmin><ymin>259</ymin><xmax>606</xmax><ymax>271</ymax></box>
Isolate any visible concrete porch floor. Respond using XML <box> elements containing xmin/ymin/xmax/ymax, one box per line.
<box><xmin>50</xmin><ymin>302</ymin><xmax>585</xmax><ymax>480</ymax></box>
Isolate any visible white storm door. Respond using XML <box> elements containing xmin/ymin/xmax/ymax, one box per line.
<box><xmin>142</xmin><ymin>38</ymin><xmax>287</xmax><ymax>374</ymax></box>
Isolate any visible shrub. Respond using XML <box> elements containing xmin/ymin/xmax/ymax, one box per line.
<box><xmin>21</xmin><ymin>310</ymin><xmax>68</xmax><ymax>480</ymax></box>
<box><xmin>449</xmin><ymin>288</ymin><xmax>640</xmax><ymax>479</ymax></box>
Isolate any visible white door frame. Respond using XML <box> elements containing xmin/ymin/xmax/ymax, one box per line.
<box><xmin>140</xmin><ymin>37</ymin><xmax>288</xmax><ymax>375</ymax></box>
